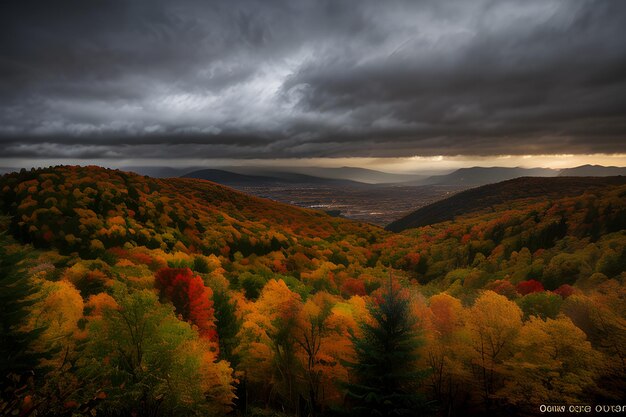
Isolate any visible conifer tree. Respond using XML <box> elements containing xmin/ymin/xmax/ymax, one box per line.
<box><xmin>213</xmin><ymin>288</ymin><xmax>242</xmax><ymax>366</ymax></box>
<box><xmin>0</xmin><ymin>244</ymin><xmax>47</xmax><ymax>378</ymax></box>
<box><xmin>343</xmin><ymin>277</ymin><xmax>428</xmax><ymax>417</ymax></box>
<box><xmin>0</xmin><ymin>238</ymin><xmax>51</xmax><ymax>411</ymax></box>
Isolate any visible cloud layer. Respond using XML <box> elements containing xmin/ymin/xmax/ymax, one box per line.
<box><xmin>1</xmin><ymin>0</ymin><xmax>625</xmax><ymax>159</ymax></box>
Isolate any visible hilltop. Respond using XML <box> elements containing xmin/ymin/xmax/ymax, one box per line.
<box><xmin>0</xmin><ymin>165</ymin><xmax>383</xmax><ymax>262</ymax></box>
<box><xmin>417</xmin><ymin>166</ymin><xmax>558</xmax><ymax>186</ymax></box>
<box><xmin>558</xmin><ymin>164</ymin><xmax>626</xmax><ymax>177</ymax></box>
<box><xmin>228</xmin><ymin>166</ymin><xmax>427</xmax><ymax>184</ymax></box>
<box><xmin>379</xmin><ymin>178</ymin><xmax>626</xmax><ymax>287</ymax></box>
<box><xmin>183</xmin><ymin>168</ymin><xmax>365</xmax><ymax>187</ymax></box>
<box><xmin>387</xmin><ymin>176</ymin><xmax>626</xmax><ymax>232</ymax></box>
<box><xmin>403</xmin><ymin>165</ymin><xmax>625</xmax><ymax>187</ymax></box>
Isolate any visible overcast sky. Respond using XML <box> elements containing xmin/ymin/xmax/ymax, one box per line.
<box><xmin>1</xmin><ymin>0</ymin><xmax>625</xmax><ymax>169</ymax></box>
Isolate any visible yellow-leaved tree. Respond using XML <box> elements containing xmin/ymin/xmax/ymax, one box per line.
<box><xmin>467</xmin><ymin>291</ymin><xmax>522</xmax><ymax>411</ymax></box>
<box><xmin>499</xmin><ymin>315</ymin><xmax>601</xmax><ymax>408</ymax></box>
<box><xmin>426</xmin><ymin>293</ymin><xmax>474</xmax><ymax>416</ymax></box>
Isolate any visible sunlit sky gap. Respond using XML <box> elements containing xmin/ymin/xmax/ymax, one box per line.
<box><xmin>1</xmin><ymin>1</ymin><xmax>625</xmax><ymax>170</ymax></box>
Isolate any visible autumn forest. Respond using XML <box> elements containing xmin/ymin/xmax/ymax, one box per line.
<box><xmin>1</xmin><ymin>165</ymin><xmax>625</xmax><ymax>417</ymax></box>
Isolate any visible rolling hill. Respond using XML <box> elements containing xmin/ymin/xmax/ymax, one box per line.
<box><xmin>558</xmin><ymin>164</ymin><xmax>626</xmax><ymax>177</ymax></box>
<box><xmin>386</xmin><ymin>176</ymin><xmax>626</xmax><ymax>232</ymax></box>
<box><xmin>182</xmin><ymin>168</ymin><xmax>366</xmax><ymax>187</ymax></box>
<box><xmin>403</xmin><ymin>165</ymin><xmax>626</xmax><ymax>187</ymax></box>
<box><xmin>412</xmin><ymin>166</ymin><xmax>559</xmax><ymax>186</ymax></box>
<box><xmin>186</xmin><ymin>164</ymin><xmax>626</xmax><ymax>188</ymax></box>
<box><xmin>230</xmin><ymin>166</ymin><xmax>428</xmax><ymax>184</ymax></box>
<box><xmin>0</xmin><ymin>165</ymin><xmax>382</xmax><ymax>260</ymax></box>
<box><xmin>120</xmin><ymin>165</ymin><xmax>201</xmax><ymax>178</ymax></box>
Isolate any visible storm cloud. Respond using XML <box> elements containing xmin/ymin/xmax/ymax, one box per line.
<box><xmin>1</xmin><ymin>0</ymin><xmax>625</xmax><ymax>160</ymax></box>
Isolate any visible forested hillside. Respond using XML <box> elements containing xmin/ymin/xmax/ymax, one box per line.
<box><xmin>387</xmin><ymin>176</ymin><xmax>626</xmax><ymax>231</ymax></box>
<box><xmin>0</xmin><ymin>166</ymin><xmax>624</xmax><ymax>417</ymax></box>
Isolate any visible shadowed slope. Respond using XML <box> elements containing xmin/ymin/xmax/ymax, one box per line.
<box><xmin>386</xmin><ymin>176</ymin><xmax>626</xmax><ymax>232</ymax></box>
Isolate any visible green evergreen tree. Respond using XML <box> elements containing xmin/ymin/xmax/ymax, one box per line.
<box><xmin>213</xmin><ymin>288</ymin><xmax>242</xmax><ymax>366</ymax></box>
<box><xmin>0</xmin><ymin>243</ymin><xmax>47</xmax><ymax>378</ymax></box>
<box><xmin>0</xmin><ymin>237</ymin><xmax>51</xmax><ymax>411</ymax></box>
<box><xmin>343</xmin><ymin>278</ymin><xmax>428</xmax><ymax>417</ymax></box>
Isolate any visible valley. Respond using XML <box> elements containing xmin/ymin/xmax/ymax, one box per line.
<box><xmin>173</xmin><ymin>164</ymin><xmax>626</xmax><ymax>226</ymax></box>
<box><xmin>226</xmin><ymin>183</ymin><xmax>466</xmax><ymax>226</ymax></box>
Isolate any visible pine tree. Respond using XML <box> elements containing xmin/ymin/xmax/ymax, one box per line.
<box><xmin>0</xmin><ymin>245</ymin><xmax>45</xmax><ymax>378</ymax></box>
<box><xmin>343</xmin><ymin>278</ymin><xmax>428</xmax><ymax>417</ymax></box>
<box><xmin>213</xmin><ymin>288</ymin><xmax>242</xmax><ymax>366</ymax></box>
<box><xmin>0</xmin><ymin>238</ymin><xmax>51</xmax><ymax>409</ymax></box>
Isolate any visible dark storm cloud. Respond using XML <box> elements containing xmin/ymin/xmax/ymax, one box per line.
<box><xmin>1</xmin><ymin>0</ymin><xmax>625</xmax><ymax>159</ymax></box>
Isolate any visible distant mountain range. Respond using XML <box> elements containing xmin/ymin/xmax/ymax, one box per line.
<box><xmin>3</xmin><ymin>164</ymin><xmax>624</xmax><ymax>188</ymax></box>
<box><xmin>228</xmin><ymin>166</ymin><xmax>428</xmax><ymax>184</ymax></box>
<box><xmin>557</xmin><ymin>164</ymin><xmax>626</xmax><ymax>177</ymax></box>
<box><xmin>181</xmin><ymin>168</ymin><xmax>366</xmax><ymax>187</ymax></box>
<box><xmin>120</xmin><ymin>166</ymin><xmax>201</xmax><ymax>178</ymax></box>
<box><xmin>386</xmin><ymin>176</ymin><xmax>626</xmax><ymax>232</ymax></box>
<box><xmin>119</xmin><ymin>165</ymin><xmax>423</xmax><ymax>184</ymax></box>
<box><xmin>181</xmin><ymin>164</ymin><xmax>625</xmax><ymax>189</ymax></box>
<box><xmin>417</xmin><ymin>165</ymin><xmax>626</xmax><ymax>186</ymax></box>
<box><xmin>413</xmin><ymin>167</ymin><xmax>559</xmax><ymax>186</ymax></box>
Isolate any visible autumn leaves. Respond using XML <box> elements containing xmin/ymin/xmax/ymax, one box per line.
<box><xmin>0</xmin><ymin>165</ymin><xmax>625</xmax><ymax>416</ymax></box>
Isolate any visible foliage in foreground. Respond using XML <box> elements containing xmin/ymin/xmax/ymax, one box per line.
<box><xmin>0</xmin><ymin>166</ymin><xmax>624</xmax><ymax>416</ymax></box>
<box><xmin>343</xmin><ymin>278</ymin><xmax>428</xmax><ymax>417</ymax></box>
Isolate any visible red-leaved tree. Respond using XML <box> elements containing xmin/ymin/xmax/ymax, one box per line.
<box><xmin>516</xmin><ymin>279</ymin><xmax>544</xmax><ymax>296</ymax></box>
<box><xmin>553</xmin><ymin>284</ymin><xmax>575</xmax><ymax>299</ymax></box>
<box><xmin>341</xmin><ymin>277</ymin><xmax>367</xmax><ymax>297</ymax></box>
<box><xmin>155</xmin><ymin>267</ymin><xmax>218</xmax><ymax>344</ymax></box>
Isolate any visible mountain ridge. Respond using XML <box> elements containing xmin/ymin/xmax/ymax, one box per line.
<box><xmin>182</xmin><ymin>168</ymin><xmax>368</xmax><ymax>188</ymax></box>
<box><xmin>405</xmin><ymin>166</ymin><xmax>559</xmax><ymax>186</ymax></box>
<box><xmin>558</xmin><ymin>164</ymin><xmax>626</xmax><ymax>177</ymax></box>
<box><xmin>386</xmin><ymin>175</ymin><xmax>626</xmax><ymax>232</ymax></box>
